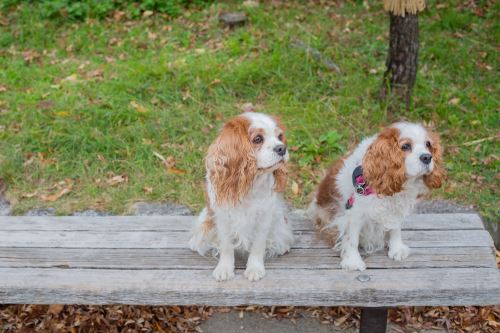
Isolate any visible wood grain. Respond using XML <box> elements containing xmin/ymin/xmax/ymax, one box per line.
<box><xmin>0</xmin><ymin>229</ymin><xmax>492</xmax><ymax>249</ymax></box>
<box><xmin>0</xmin><ymin>247</ymin><xmax>495</xmax><ymax>270</ymax></box>
<box><xmin>0</xmin><ymin>213</ymin><xmax>497</xmax><ymax>307</ymax></box>
<box><xmin>1</xmin><ymin>267</ymin><xmax>499</xmax><ymax>306</ymax></box>
<box><xmin>0</xmin><ymin>213</ymin><xmax>484</xmax><ymax>231</ymax></box>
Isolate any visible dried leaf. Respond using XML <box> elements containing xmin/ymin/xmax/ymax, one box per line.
<box><xmin>130</xmin><ymin>101</ymin><xmax>148</xmax><ymax>113</ymax></box>
<box><xmin>0</xmin><ymin>85</ymin><xmax>7</xmax><ymax>92</ymax></box>
<box><xmin>40</xmin><ymin>188</ymin><xmax>71</xmax><ymax>202</ymax></box>
<box><xmin>48</xmin><ymin>304</ymin><xmax>64</xmax><ymax>315</ymax></box>
<box><xmin>167</xmin><ymin>167</ymin><xmax>187</xmax><ymax>175</ymax></box>
<box><xmin>291</xmin><ymin>181</ymin><xmax>299</xmax><ymax>195</ymax></box>
<box><xmin>106</xmin><ymin>174</ymin><xmax>128</xmax><ymax>186</ymax></box>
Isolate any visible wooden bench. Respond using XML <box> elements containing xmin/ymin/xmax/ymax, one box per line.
<box><xmin>1</xmin><ymin>213</ymin><xmax>499</xmax><ymax>333</ymax></box>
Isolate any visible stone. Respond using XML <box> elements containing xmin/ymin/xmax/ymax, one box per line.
<box><xmin>130</xmin><ymin>202</ymin><xmax>192</xmax><ymax>216</ymax></box>
<box><xmin>415</xmin><ymin>200</ymin><xmax>476</xmax><ymax>214</ymax></box>
<box><xmin>72</xmin><ymin>210</ymin><xmax>110</xmax><ymax>216</ymax></box>
<box><xmin>0</xmin><ymin>197</ymin><xmax>11</xmax><ymax>216</ymax></box>
<box><xmin>25</xmin><ymin>208</ymin><xmax>56</xmax><ymax>216</ymax></box>
<box><xmin>219</xmin><ymin>12</ymin><xmax>248</xmax><ymax>28</ymax></box>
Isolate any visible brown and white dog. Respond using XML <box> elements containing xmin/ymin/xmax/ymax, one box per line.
<box><xmin>189</xmin><ymin>112</ymin><xmax>294</xmax><ymax>281</ymax></box>
<box><xmin>308</xmin><ymin>122</ymin><xmax>445</xmax><ymax>271</ymax></box>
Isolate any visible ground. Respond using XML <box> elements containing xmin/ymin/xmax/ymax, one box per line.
<box><xmin>0</xmin><ymin>0</ymin><xmax>498</xmax><ymax>224</ymax></box>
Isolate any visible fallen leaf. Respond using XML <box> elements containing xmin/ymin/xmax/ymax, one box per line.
<box><xmin>40</xmin><ymin>188</ymin><xmax>71</xmax><ymax>202</ymax></box>
<box><xmin>61</xmin><ymin>74</ymin><xmax>78</xmax><ymax>83</ymax></box>
<box><xmin>0</xmin><ymin>85</ymin><xmax>7</xmax><ymax>92</ymax></box>
<box><xmin>291</xmin><ymin>181</ymin><xmax>299</xmax><ymax>195</ymax></box>
<box><xmin>164</xmin><ymin>156</ymin><xmax>176</xmax><ymax>168</ymax></box>
<box><xmin>143</xmin><ymin>186</ymin><xmax>153</xmax><ymax>194</ymax></box>
<box><xmin>48</xmin><ymin>304</ymin><xmax>64</xmax><ymax>315</ymax></box>
<box><xmin>142</xmin><ymin>10</ymin><xmax>154</xmax><ymax>18</ymax></box>
<box><xmin>37</xmin><ymin>100</ymin><xmax>55</xmax><ymax>110</ymax></box>
<box><xmin>106</xmin><ymin>174</ymin><xmax>128</xmax><ymax>186</ymax></box>
<box><xmin>113</xmin><ymin>10</ymin><xmax>125</xmax><ymax>21</ymax></box>
<box><xmin>448</xmin><ymin>97</ymin><xmax>460</xmax><ymax>105</ymax></box>
<box><xmin>241</xmin><ymin>102</ymin><xmax>255</xmax><ymax>112</ymax></box>
<box><xmin>21</xmin><ymin>191</ymin><xmax>38</xmax><ymax>199</ymax></box>
<box><xmin>130</xmin><ymin>101</ymin><xmax>148</xmax><ymax>113</ymax></box>
<box><xmin>167</xmin><ymin>167</ymin><xmax>187</xmax><ymax>175</ymax></box>
<box><xmin>86</xmin><ymin>69</ymin><xmax>103</xmax><ymax>79</ymax></box>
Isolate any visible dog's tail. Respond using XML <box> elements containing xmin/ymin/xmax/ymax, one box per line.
<box><xmin>188</xmin><ymin>207</ymin><xmax>218</xmax><ymax>256</ymax></box>
<box><xmin>307</xmin><ymin>159</ymin><xmax>346</xmax><ymax>247</ymax></box>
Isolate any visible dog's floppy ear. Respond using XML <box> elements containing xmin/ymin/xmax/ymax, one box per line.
<box><xmin>206</xmin><ymin>116</ymin><xmax>257</xmax><ymax>205</ymax></box>
<box><xmin>423</xmin><ymin>129</ymin><xmax>446</xmax><ymax>189</ymax></box>
<box><xmin>363</xmin><ymin>127</ymin><xmax>406</xmax><ymax>196</ymax></box>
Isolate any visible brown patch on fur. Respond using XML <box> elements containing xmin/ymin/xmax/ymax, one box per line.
<box><xmin>363</xmin><ymin>127</ymin><xmax>406</xmax><ymax>196</ymax></box>
<box><xmin>206</xmin><ymin>116</ymin><xmax>257</xmax><ymax>206</ymax></box>
<box><xmin>423</xmin><ymin>129</ymin><xmax>446</xmax><ymax>189</ymax></box>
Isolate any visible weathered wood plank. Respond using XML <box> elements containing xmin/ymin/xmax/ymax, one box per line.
<box><xmin>0</xmin><ymin>213</ymin><xmax>484</xmax><ymax>231</ymax></box>
<box><xmin>0</xmin><ymin>229</ymin><xmax>492</xmax><ymax>249</ymax></box>
<box><xmin>1</xmin><ymin>267</ymin><xmax>499</xmax><ymax>306</ymax></box>
<box><xmin>0</xmin><ymin>247</ymin><xmax>495</xmax><ymax>270</ymax></box>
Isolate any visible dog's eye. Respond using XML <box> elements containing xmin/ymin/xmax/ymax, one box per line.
<box><xmin>252</xmin><ymin>135</ymin><xmax>264</xmax><ymax>144</ymax></box>
<box><xmin>401</xmin><ymin>143</ymin><xmax>412</xmax><ymax>151</ymax></box>
<box><xmin>426</xmin><ymin>141</ymin><xmax>432</xmax><ymax>149</ymax></box>
<box><xmin>278</xmin><ymin>133</ymin><xmax>284</xmax><ymax>141</ymax></box>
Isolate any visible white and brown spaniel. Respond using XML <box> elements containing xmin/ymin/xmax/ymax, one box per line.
<box><xmin>308</xmin><ymin>122</ymin><xmax>446</xmax><ymax>271</ymax></box>
<box><xmin>189</xmin><ymin>112</ymin><xmax>294</xmax><ymax>281</ymax></box>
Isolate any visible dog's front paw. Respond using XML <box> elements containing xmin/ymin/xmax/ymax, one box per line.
<box><xmin>388</xmin><ymin>243</ymin><xmax>410</xmax><ymax>261</ymax></box>
<box><xmin>213</xmin><ymin>263</ymin><xmax>235</xmax><ymax>281</ymax></box>
<box><xmin>340</xmin><ymin>253</ymin><xmax>366</xmax><ymax>271</ymax></box>
<box><xmin>244</xmin><ymin>265</ymin><xmax>266</xmax><ymax>282</ymax></box>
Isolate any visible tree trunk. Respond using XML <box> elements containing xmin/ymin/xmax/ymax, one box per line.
<box><xmin>380</xmin><ymin>13</ymin><xmax>419</xmax><ymax>108</ymax></box>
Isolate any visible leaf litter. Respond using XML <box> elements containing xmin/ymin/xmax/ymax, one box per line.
<box><xmin>1</xmin><ymin>304</ymin><xmax>499</xmax><ymax>332</ymax></box>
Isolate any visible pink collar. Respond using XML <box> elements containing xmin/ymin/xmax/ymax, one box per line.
<box><xmin>345</xmin><ymin>166</ymin><xmax>375</xmax><ymax>209</ymax></box>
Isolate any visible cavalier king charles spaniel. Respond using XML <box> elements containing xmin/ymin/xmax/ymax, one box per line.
<box><xmin>189</xmin><ymin>112</ymin><xmax>294</xmax><ymax>281</ymax></box>
<box><xmin>308</xmin><ymin>122</ymin><xmax>445</xmax><ymax>271</ymax></box>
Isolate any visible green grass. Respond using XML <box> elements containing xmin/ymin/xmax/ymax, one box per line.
<box><xmin>0</xmin><ymin>0</ymin><xmax>498</xmax><ymax>222</ymax></box>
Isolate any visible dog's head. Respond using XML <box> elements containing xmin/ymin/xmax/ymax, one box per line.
<box><xmin>363</xmin><ymin>122</ymin><xmax>446</xmax><ymax>196</ymax></box>
<box><xmin>206</xmin><ymin>112</ymin><xmax>288</xmax><ymax>205</ymax></box>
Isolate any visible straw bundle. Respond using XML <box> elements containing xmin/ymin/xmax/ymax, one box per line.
<box><xmin>383</xmin><ymin>0</ymin><xmax>426</xmax><ymax>16</ymax></box>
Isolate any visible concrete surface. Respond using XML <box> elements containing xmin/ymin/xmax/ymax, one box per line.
<box><xmin>199</xmin><ymin>311</ymin><xmax>443</xmax><ymax>333</ymax></box>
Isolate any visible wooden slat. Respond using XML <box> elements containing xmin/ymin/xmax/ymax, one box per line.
<box><xmin>1</xmin><ymin>267</ymin><xmax>499</xmax><ymax>306</ymax></box>
<box><xmin>0</xmin><ymin>247</ymin><xmax>495</xmax><ymax>270</ymax></box>
<box><xmin>0</xmin><ymin>229</ymin><xmax>492</xmax><ymax>249</ymax></box>
<box><xmin>0</xmin><ymin>213</ymin><xmax>485</xmax><ymax>231</ymax></box>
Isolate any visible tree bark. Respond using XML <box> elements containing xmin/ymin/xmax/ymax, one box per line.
<box><xmin>380</xmin><ymin>13</ymin><xmax>419</xmax><ymax>108</ymax></box>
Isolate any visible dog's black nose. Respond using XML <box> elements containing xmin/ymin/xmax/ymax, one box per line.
<box><xmin>273</xmin><ymin>144</ymin><xmax>287</xmax><ymax>157</ymax></box>
<box><xmin>420</xmin><ymin>153</ymin><xmax>432</xmax><ymax>165</ymax></box>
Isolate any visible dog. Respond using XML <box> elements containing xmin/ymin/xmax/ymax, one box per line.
<box><xmin>189</xmin><ymin>112</ymin><xmax>294</xmax><ymax>281</ymax></box>
<box><xmin>308</xmin><ymin>122</ymin><xmax>445</xmax><ymax>271</ymax></box>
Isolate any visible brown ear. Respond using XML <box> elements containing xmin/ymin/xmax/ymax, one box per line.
<box><xmin>206</xmin><ymin>116</ymin><xmax>257</xmax><ymax>206</ymax></box>
<box><xmin>423</xmin><ymin>129</ymin><xmax>446</xmax><ymax>189</ymax></box>
<box><xmin>363</xmin><ymin>127</ymin><xmax>406</xmax><ymax>196</ymax></box>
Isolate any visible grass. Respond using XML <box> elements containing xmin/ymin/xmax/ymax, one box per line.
<box><xmin>0</xmin><ymin>0</ymin><xmax>498</xmax><ymax>223</ymax></box>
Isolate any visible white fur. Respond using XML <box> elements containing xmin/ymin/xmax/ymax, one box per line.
<box><xmin>189</xmin><ymin>113</ymin><xmax>294</xmax><ymax>281</ymax></box>
<box><xmin>309</xmin><ymin>122</ymin><xmax>434</xmax><ymax>271</ymax></box>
